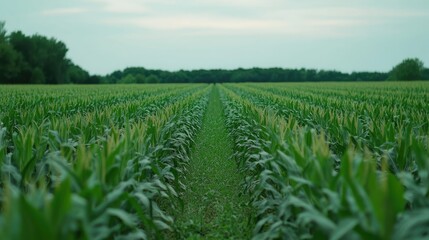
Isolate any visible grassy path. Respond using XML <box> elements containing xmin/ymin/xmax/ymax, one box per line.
<box><xmin>175</xmin><ymin>85</ymin><xmax>251</xmax><ymax>239</ymax></box>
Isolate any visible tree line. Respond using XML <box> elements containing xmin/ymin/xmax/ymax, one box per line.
<box><xmin>102</xmin><ymin>67</ymin><xmax>391</xmax><ymax>84</ymax></box>
<box><xmin>1</xmin><ymin>22</ymin><xmax>428</xmax><ymax>84</ymax></box>
<box><xmin>0</xmin><ymin>22</ymin><xmax>96</xmax><ymax>84</ymax></box>
<box><xmin>99</xmin><ymin>59</ymin><xmax>428</xmax><ymax>84</ymax></box>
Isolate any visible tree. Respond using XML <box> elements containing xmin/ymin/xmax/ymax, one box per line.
<box><xmin>0</xmin><ymin>21</ymin><xmax>6</xmax><ymax>41</ymax></box>
<box><xmin>31</xmin><ymin>68</ymin><xmax>46</xmax><ymax>84</ymax></box>
<box><xmin>135</xmin><ymin>74</ymin><xmax>146</xmax><ymax>83</ymax></box>
<box><xmin>388</xmin><ymin>58</ymin><xmax>424</xmax><ymax>81</ymax></box>
<box><xmin>146</xmin><ymin>74</ymin><xmax>160</xmax><ymax>83</ymax></box>
<box><xmin>0</xmin><ymin>23</ymin><xmax>95</xmax><ymax>84</ymax></box>
<box><xmin>9</xmin><ymin>31</ymin><xmax>69</xmax><ymax>84</ymax></box>
<box><xmin>0</xmin><ymin>23</ymin><xmax>24</xmax><ymax>83</ymax></box>
<box><xmin>118</xmin><ymin>74</ymin><xmax>136</xmax><ymax>84</ymax></box>
<box><xmin>68</xmin><ymin>62</ymin><xmax>89</xmax><ymax>84</ymax></box>
<box><xmin>423</xmin><ymin>68</ymin><xmax>429</xmax><ymax>80</ymax></box>
<box><xmin>87</xmin><ymin>75</ymin><xmax>101</xmax><ymax>84</ymax></box>
<box><xmin>0</xmin><ymin>42</ymin><xmax>23</xmax><ymax>83</ymax></box>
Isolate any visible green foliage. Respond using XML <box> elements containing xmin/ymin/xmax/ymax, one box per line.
<box><xmin>0</xmin><ymin>23</ymin><xmax>91</xmax><ymax>84</ymax></box>
<box><xmin>67</xmin><ymin>63</ymin><xmax>90</xmax><ymax>84</ymax></box>
<box><xmin>0</xmin><ymin>21</ymin><xmax>6</xmax><ymax>39</ymax></box>
<box><xmin>220</xmin><ymin>82</ymin><xmax>429</xmax><ymax>239</ymax></box>
<box><xmin>0</xmin><ymin>40</ymin><xmax>23</xmax><ymax>83</ymax></box>
<box><xmin>146</xmin><ymin>74</ymin><xmax>160</xmax><ymax>84</ymax></box>
<box><xmin>0</xmin><ymin>84</ymin><xmax>210</xmax><ymax>239</ymax></box>
<box><xmin>388</xmin><ymin>58</ymin><xmax>425</xmax><ymax>81</ymax></box>
<box><xmin>1</xmin><ymin>81</ymin><xmax>429</xmax><ymax>239</ymax></box>
<box><xmin>175</xmin><ymin>87</ymin><xmax>252</xmax><ymax>239</ymax></box>
<box><xmin>118</xmin><ymin>74</ymin><xmax>137</xmax><ymax>84</ymax></box>
<box><xmin>31</xmin><ymin>68</ymin><xmax>46</xmax><ymax>84</ymax></box>
<box><xmin>105</xmin><ymin>67</ymin><xmax>390</xmax><ymax>84</ymax></box>
<box><xmin>423</xmin><ymin>68</ymin><xmax>429</xmax><ymax>80</ymax></box>
<box><xmin>8</xmin><ymin>31</ymin><xmax>69</xmax><ymax>84</ymax></box>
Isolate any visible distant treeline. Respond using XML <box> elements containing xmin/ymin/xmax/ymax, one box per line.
<box><xmin>102</xmin><ymin>58</ymin><xmax>428</xmax><ymax>84</ymax></box>
<box><xmin>103</xmin><ymin>68</ymin><xmax>391</xmax><ymax>84</ymax></box>
<box><xmin>1</xmin><ymin>22</ymin><xmax>428</xmax><ymax>84</ymax></box>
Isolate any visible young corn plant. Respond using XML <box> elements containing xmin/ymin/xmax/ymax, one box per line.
<box><xmin>0</xmin><ymin>84</ymin><xmax>210</xmax><ymax>239</ymax></box>
<box><xmin>220</xmin><ymin>83</ymin><xmax>429</xmax><ymax>240</ymax></box>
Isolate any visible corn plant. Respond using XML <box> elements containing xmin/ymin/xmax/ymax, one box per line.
<box><xmin>0</xmin><ymin>84</ymin><xmax>210</xmax><ymax>239</ymax></box>
<box><xmin>219</xmin><ymin>82</ymin><xmax>429</xmax><ymax>239</ymax></box>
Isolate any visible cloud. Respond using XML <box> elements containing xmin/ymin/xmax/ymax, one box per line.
<box><xmin>189</xmin><ymin>0</ymin><xmax>279</xmax><ymax>8</ymax></box>
<box><xmin>105</xmin><ymin>16</ymin><xmax>278</xmax><ymax>31</ymax></box>
<box><xmin>96</xmin><ymin>2</ymin><xmax>429</xmax><ymax>36</ymax></box>
<box><xmin>41</xmin><ymin>7</ymin><xmax>88</xmax><ymax>16</ymax></box>
<box><xmin>102</xmin><ymin>14</ymin><xmax>369</xmax><ymax>38</ymax></box>
<box><xmin>275</xmin><ymin>7</ymin><xmax>429</xmax><ymax>18</ymax></box>
<box><xmin>46</xmin><ymin>1</ymin><xmax>427</xmax><ymax>39</ymax></box>
<box><xmin>91</xmin><ymin>0</ymin><xmax>148</xmax><ymax>13</ymax></box>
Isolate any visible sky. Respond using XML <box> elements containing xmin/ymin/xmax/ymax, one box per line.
<box><xmin>1</xmin><ymin>0</ymin><xmax>428</xmax><ymax>75</ymax></box>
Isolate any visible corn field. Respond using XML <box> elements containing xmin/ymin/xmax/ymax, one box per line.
<box><xmin>221</xmin><ymin>82</ymin><xmax>429</xmax><ymax>239</ymax></box>
<box><xmin>0</xmin><ymin>82</ymin><xmax>429</xmax><ymax>239</ymax></box>
<box><xmin>0</xmin><ymin>84</ymin><xmax>210</xmax><ymax>239</ymax></box>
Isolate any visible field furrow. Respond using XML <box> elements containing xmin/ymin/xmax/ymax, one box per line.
<box><xmin>175</xmin><ymin>85</ymin><xmax>252</xmax><ymax>239</ymax></box>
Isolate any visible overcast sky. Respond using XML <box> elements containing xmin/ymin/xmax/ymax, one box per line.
<box><xmin>1</xmin><ymin>0</ymin><xmax>428</xmax><ymax>75</ymax></box>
